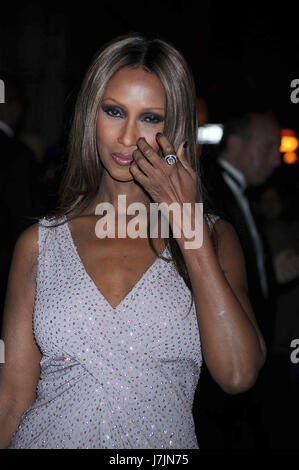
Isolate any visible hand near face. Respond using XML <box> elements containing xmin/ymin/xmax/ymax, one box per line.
<box><xmin>129</xmin><ymin>133</ymin><xmax>199</xmax><ymax>237</ymax></box>
<box><xmin>130</xmin><ymin>133</ymin><xmax>198</xmax><ymax>205</ymax></box>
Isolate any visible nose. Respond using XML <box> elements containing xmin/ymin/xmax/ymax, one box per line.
<box><xmin>117</xmin><ymin>119</ymin><xmax>138</xmax><ymax>148</ymax></box>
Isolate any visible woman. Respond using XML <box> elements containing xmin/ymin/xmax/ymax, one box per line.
<box><xmin>0</xmin><ymin>33</ymin><xmax>266</xmax><ymax>449</ymax></box>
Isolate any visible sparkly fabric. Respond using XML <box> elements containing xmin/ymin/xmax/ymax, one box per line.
<box><xmin>8</xmin><ymin>213</ymin><xmax>219</xmax><ymax>449</ymax></box>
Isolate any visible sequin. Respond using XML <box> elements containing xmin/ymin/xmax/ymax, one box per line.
<box><xmin>8</xmin><ymin>213</ymin><xmax>219</xmax><ymax>449</ymax></box>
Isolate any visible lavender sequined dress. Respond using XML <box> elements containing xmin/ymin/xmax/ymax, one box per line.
<box><xmin>8</xmin><ymin>213</ymin><xmax>219</xmax><ymax>449</ymax></box>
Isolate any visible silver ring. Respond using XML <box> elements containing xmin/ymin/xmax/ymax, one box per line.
<box><xmin>164</xmin><ymin>154</ymin><xmax>178</xmax><ymax>165</ymax></box>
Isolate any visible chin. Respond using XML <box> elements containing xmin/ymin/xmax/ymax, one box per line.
<box><xmin>101</xmin><ymin>162</ymin><xmax>134</xmax><ymax>183</ymax></box>
<box><xmin>110</xmin><ymin>169</ymin><xmax>134</xmax><ymax>183</ymax></box>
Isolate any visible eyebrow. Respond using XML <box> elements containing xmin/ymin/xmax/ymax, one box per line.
<box><xmin>102</xmin><ymin>97</ymin><xmax>165</xmax><ymax>111</ymax></box>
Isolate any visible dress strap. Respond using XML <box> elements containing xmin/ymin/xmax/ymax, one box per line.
<box><xmin>204</xmin><ymin>213</ymin><xmax>220</xmax><ymax>235</ymax></box>
<box><xmin>36</xmin><ymin>216</ymin><xmax>65</xmax><ymax>269</ymax></box>
<box><xmin>37</xmin><ymin>217</ymin><xmax>51</xmax><ymax>257</ymax></box>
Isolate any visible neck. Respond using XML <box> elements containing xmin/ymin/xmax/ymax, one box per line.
<box><xmin>90</xmin><ymin>171</ymin><xmax>152</xmax><ymax>215</ymax></box>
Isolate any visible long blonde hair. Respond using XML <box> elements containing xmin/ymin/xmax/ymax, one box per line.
<box><xmin>44</xmin><ymin>33</ymin><xmax>208</xmax><ymax>309</ymax></box>
<box><xmin>54</xmin><ymin>33</ymin><xmax>200</xmax><ymax>215</ymax></box>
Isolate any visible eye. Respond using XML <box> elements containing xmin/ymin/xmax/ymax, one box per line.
<box><xmin>101</xmin><ymin>105</ymin><xmax>125</xmax><ymax>119</ymax></box>
<box><xmin>141</xmin><ymin>113</ymin><xmax>165</xmax><ymax>125</ymax></box>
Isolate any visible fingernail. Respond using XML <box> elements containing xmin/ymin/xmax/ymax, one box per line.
<box><xmin>183</xmin><ymin>140</ymin><xmax>188</xmax><ymax>148</ymax></box>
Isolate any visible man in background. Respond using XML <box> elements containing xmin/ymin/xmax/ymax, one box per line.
<box><xmin>195</xmin><ymin>112</ymin><xmax>282</xmax><ymax>448</ymax></box>
<box><xmin>214</xmin><ymin>112</ymin><xmax>281</xmax><ymax>334</ymax></box>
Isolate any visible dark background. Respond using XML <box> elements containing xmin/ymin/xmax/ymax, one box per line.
<box><xmin>1</xmin><ymin>0</ymin><xmax>299</xmax><ymax>450</ymax></box>
<box><xmin>1</xmin><ymin>0</ymin><xmax>299</xmax><ymax>151</ymax></box>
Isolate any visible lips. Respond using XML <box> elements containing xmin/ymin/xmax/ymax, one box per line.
<box><xmin>111</xmin><ymin>153</ymin><xmax>133</xmax><ymax>166</ymax></box>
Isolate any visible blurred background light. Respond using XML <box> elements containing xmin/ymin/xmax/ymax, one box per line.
<box><xmin>283</xmin><ymin>152</ymin><xmax>298</xmax><ymax>164</ymax></box>
<box><xmin>197</xmin><ymin>124</ymin><xmax>223</xmax><ymax>144</ymax></box>
<box><xmin>280</xmin><ymin>129</ymin><xmax>299</xmax><ymax>153</ymax></box>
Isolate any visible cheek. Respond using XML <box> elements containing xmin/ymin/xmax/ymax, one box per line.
<box><xmin>260</xmin><ymin>153</ymin><xmax>270</xmax><ymax>172</ymax></box>
<box><xmin>252</xmin><ymin>152</ymin><xmax>263</xmax><ymax>171</ymax></box>
<box><xmin>266</xmin><ymin>152</ymin><xmax>276</xmax><ymax>168</ymax></box>
<box><xmin>96</xmin><ymin>117</ymin><xmax>117</xmax><ymax>148</ymax></box>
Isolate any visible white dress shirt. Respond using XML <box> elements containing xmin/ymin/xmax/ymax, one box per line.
<box><xmin>218</xmin><ymin>157</ymin><xmax>269</xmax><ymax>298</ymax></box>
<box><xmin>0</xmin><ymin>120</ymin><xmax>14</xmax><ymax>138</ymax></box>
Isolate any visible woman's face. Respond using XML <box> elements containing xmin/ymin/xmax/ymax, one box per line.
<box><xmin>96</xmin><ymin>66</ymin><xmax>166</xmax><ymax>182</ymax></box>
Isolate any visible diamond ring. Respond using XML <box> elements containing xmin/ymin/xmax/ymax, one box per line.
<box><xmin>164</xmin><ymin>154</ymin><xmax>178</xmax><ymax>165</ymax></box>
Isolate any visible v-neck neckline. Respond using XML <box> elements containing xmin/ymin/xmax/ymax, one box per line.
<box><xmin>63</xmin><ymin>215</ymin><xmax>169</xmax><ymax>311</ymax></box>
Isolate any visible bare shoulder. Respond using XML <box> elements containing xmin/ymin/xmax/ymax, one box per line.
<box><xmin>211</xmin><ymin>218</ymin><xmax>248</xmax><ymax>289</ymax></box>
<box><xmin>1</xmin><ymin>222</ymin><xmax>42</xmax><ymax>415</ymax></box>
<box><xmin>212</xmin><ymin>218</ymin><xmax>241</xmax><ymax>243</ymax></box>
<box><xmin>13</xmin><ymin>223</ymin><xmax>39</xmax><ymax>281</ymax></box>
<box><xmin>16</xmin><ymin>222</ymin><xmax>39</xmax><ymax>248</ymax></box>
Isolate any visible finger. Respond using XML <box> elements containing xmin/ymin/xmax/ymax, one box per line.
<box><xmin>132</xmin><ymin>148</ymin><xmax>155</xmax><ymax>176</ymax></box>
<box><xmin>176</xmin><ymin>141</ymin><xmax>188</xmax><ymax>168</ymax></box>
<box><xmin>129</xmin><ymin>161</ymin><xmax>148</xmax><ymax>183</ymax></box>
<box><xmin>176</xmin><ymin>140</ymin><xmax>197</xmax><ymax>178</ymax></box>
<box><xmin>136</xmin><ymin>137</ymin><xmax>161</xmax><ymax>168</ymax></box>
<box><xmin>156</xmin><ymin>133</ymin><xmax>175</xmax><ymax>158</ymax></box>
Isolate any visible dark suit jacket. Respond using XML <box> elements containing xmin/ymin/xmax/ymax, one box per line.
<box><xmin>202</xmin><ymin>156</ymin><xmax>277</xmax><ymax>345</ymax></box>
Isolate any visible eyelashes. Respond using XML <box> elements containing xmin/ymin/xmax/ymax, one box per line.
<box><xmin>101</xmin><ymin>105</ymin><xmax>124</xmax><ymax>119</ymax></box>
<box><xmin>101</xmin><ymin>105</ymin><xmax>165</xmax><ymax>125</ymax></box>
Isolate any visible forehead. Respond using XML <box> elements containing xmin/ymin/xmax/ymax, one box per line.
<box><xmin>103</xmin><ymin>66</ymin><xmax>165</xmax><ymax>105</ymax></box>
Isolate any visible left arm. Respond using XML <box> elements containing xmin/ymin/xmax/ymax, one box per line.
<box><xmin>130</xmin><ymin>133</ymin><xmax>266</xmax><ymax>394</ymax></box>
<box><xmin>179</xmin><ymin>214</ymin><xmax>266</xmax><ymax>394</ymax></box>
